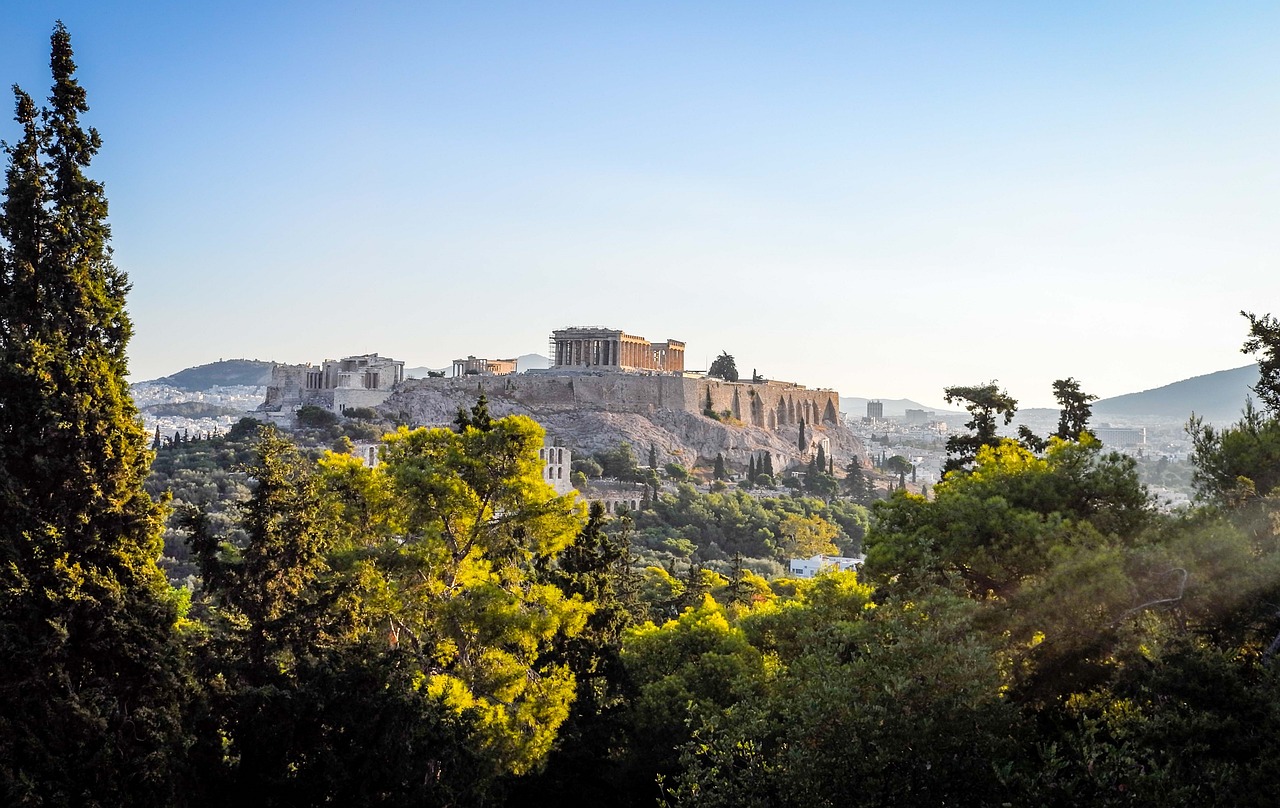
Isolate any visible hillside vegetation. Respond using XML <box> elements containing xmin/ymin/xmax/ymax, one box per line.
<box><xmin>152</xmin><ymin>358</ymin><xmax>275</xmax><ymax>390</ymax></box>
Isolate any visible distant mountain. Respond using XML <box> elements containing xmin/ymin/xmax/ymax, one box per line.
<box><xmin>841</xmin><ymin>396</ymin><xmax>956</xmax><ymax>418</ymax></box>
<box><xmin>516</xmin><ymin>353</ymin><xmax>550</xmax><ymax>372</ymax></box>
<box><xmin>1093</xmin><ymin>364</ymin><xmax>1259</xmax><ymax>423</ymax></box>
<box><xmin>149</xmin><ymin>359</ymin><xmax>274</xmax><ymax>391</ymax></box>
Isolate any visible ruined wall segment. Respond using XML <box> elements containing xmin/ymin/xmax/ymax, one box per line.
<box><xmin>396</xmin><ymin>371</ymin><xmax>838</xmax><ymax>428</ymax></box>
<box><xmin>260</xmin><ymin>353</ymin><xmax>404</xmax><ymax>414</ymax></box>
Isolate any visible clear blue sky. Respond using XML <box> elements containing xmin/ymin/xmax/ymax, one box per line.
<box><xmin>3</xmin><ymin>1</ymin><xmax>1278</xmax><ymax>408</ymax></box>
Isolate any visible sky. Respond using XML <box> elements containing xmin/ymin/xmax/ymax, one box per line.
<box><xmin>2</xmin><ymin>1</ymin><xmax>1278</xmax><ymax>408</ymax></box>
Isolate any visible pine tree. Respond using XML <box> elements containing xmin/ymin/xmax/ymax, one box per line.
<box><xmin>844</xmin><ymin>459</ymin><xmax>866</xmax><ymax>502</ymax></box>
<box><xmin>0</xmin><ymin>25</ymin><xmax>184</xmax><ymax>804</ymax></box>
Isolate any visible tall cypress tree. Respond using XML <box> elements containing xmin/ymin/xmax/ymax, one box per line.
<box><xmin>0</xmin><ymin>25</ymin><xmax>184</xmax><ymax>805</ymax></box>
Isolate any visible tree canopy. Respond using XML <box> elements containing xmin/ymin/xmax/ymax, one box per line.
<box><xmin>942</xmin><ymin>381</ymin><xmax>1018</xmax><ymax>474</ymax></box>
<box><xmin>0</xmin><ymin>25</ymin><xmax>186</xmax><ymax>805</ymax></box>
<box><xmin>707</xmin><ymin>351</ymin><xmax>738</xmax><ymax>382</ymax></box>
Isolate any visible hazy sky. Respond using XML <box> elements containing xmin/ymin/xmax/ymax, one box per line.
<box><xmin>3</xmin><ymin>2</ymin><xmax>1277</xmax><ymax>408</ymax></box>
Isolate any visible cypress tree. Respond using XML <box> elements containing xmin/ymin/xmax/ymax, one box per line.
<box><xmin>798</xmin><ymin>418</ymin><xmax>807</xmax><ymax>452</ymax></box>
<box><xmin>0</xmin><ymin>25</ymin><xmax>184</xmax><ymax>804</ymax></box>
<box><xmin>648</xmin><ymin>443</ymin><xmax>657</xmax><ymax>470</ymax></box>
<box><xmin>815</xmin><ymin>442</ymin><xmax>826</xmax><ymax>472</ymax></box>
<box><xmin>713</xmin><ymin>453</ymin><xmax>727</xmax><ymax>481</ymax></box>
<box><xmin>763</xmin><ymin>452</ymin><xmax>773</xmax><ymax>478</ymax></box>
<box><xmin>748</xmin><ymin>454</ymin><xmax>756</xmax><ymax>484</ymax></box>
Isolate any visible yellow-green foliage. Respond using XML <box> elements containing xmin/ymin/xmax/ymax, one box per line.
<box><xmin>315</xmin><ymin>414</ymin><xmax>589</xmax><ymax>775</ymax></box>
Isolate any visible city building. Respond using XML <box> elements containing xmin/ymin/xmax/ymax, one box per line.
<box><xmin>788</xmin><ymin>553</ymin><xmax>866</xmax><ymax>579</ymax></box>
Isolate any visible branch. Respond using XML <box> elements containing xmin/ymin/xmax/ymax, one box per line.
<box><xmin>1113</xmin><ymin>568</ymin><xmax>1187</xmax><ymax>627</ymax></box>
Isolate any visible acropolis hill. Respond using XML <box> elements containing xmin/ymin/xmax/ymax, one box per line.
<box><xmin>408</xmin><ymin>327</ymin><xmax>857</xmax><ymax>475</ymax></box>
<box><xmin>261</xmin><ymin>326</ymin><xmax>862</xmax><ymax>475</ymax></box>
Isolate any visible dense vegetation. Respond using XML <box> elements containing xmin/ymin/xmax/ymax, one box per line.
<box><xmin>9</xmin><ymin>25</ymin><xmax>1280</xmax><ymax>808</ymax></box>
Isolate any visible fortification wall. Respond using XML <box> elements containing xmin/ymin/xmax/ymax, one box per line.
<box><xmin>395</xmin><ymin>372</ymin><xmax>838</xmax><ymax>432</ymax></box>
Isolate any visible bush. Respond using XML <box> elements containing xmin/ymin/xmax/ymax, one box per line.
<box><xmin>664</xmin><ymin>462</ymin><xmax>690</xmax><ymax>481</ymax></box>
<box><xmin>229</xmin><ymin>416</ymin><xmax>264</xmax><ymax>440</ymax></box>
<box><xmin>343</xmin><ymin>406</ymin><xmax>378</xmax><ymax>420</ymax></box>
<box><xmin>296</xmin><ymin>405</ymin><xmax>339</xmax><ymax>429</ymax></box>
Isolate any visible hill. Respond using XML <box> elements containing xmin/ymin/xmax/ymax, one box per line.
<box><xmin>150</xmin><ymin>359</ymin><xmax>274</xmax><ymax>391</ymax></box>
<box><xmin>1093</xmin><ymin>364</ymin><xmax>1259</xmax><ymax>423</ymax></box>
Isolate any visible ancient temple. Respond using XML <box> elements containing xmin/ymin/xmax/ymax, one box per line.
<box><xmin>549</xmin><ymin>326</ymin><xmax>685</xmax><ymax>373</ymax></box>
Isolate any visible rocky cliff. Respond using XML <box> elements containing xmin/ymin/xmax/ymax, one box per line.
<box><xmin>377</xmin><ymin>373</ymin><xmax>863</xmax><ymax>475</ymax></box>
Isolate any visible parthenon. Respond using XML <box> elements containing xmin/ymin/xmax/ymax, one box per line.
<box><xmin>550</xmin><ymin>327</ymin><xmax>685</xmax><ymax>373</ymax></box>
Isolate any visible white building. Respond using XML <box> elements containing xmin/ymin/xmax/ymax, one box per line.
<box><xmin>540</xmin><ymin>443</ymin><xmax>574</xmax><ymax>495</ymax></box>
<box><xmin>788</xmin><ymin>553</ymin><xmax>865</xmax><ymax>579</ymax></box>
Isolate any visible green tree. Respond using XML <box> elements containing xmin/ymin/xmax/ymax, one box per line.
<box><xmin>843</xmin><ymin>458</ymin><xmax>871</xmax><ymax>503</ymax></box>
<box><xmin>1189</xmin><ymin>399</ymin><xmax>1280</xmax><ymax>506</ymax></box>
<box><xmin>714</xmin><ymin>452</ymin><xmax>727</xmax><ymax>481</ymax></box>
<box><xmin>596</xmin><ymin>442</ymin><xmax>640</xmax><ymax>480</ymax></box>
<box><xmin>321</xmin><ymin>413</ymin><xmax>589</xmax><ymax>776</ymax></box>
<box><xmin>943</xmin><ymin>381</ymin><xmax>1018</xmax><ymax>474</ymax></box>
<box><xmin>708</xmin><ymin>351</ymin><xmax>738</xmax><ymax>382</ymax></box>
<box><xmin>815</xmin><ymin>443</ymin><xmax>827</xmax><ymax>473</ymax></box>
<box><xmin>0</xmin><ymin>26</ymin><xmax>186</xmax><ymax>805</ymax></box>
<box><xmin>1243</xmin><ymin>310</ymin><xmax>1280</xmax><ymax>413</ymax></box>
<box><xmin>798</xmin><ymin>418</ymin><xmax>806</xmax><ymax>452</ymax></box>
<box><xmin>0</xmin><ymin>26</ymin><xmax>188</xmax><ymax>808</ymax></box>
<box><xmin>885</xmin><ymin>454</ymin><xmax>913</xmax><ymax>489</ymax></box>
<box><xmin>513</xmin><ymin>502</ymin><xmax>636</xmax><ymax>804</ymax></box>
<box><xmin>1052</xmin><ymin>377</ymin><xmax>1098</xmax><ymax>441</ymax></box>
<box><xmin>866</xmin><ymin>437</ymin><xmax>1150</xmax><ymax>598</ymax></box>
<box><xmin>778</xmin><ymin>513</ymin><xmax>840</xmax><ymax>558</ymax></box>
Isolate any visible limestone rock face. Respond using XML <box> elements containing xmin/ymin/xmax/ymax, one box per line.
<box><xmin>377</xmin><ymin>374</ymin><xmax>863</xmax><ymax>475</ymax></box>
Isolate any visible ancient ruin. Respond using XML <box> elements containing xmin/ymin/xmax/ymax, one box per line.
<box><xmin>549</xmin><ymin>326</ymin><xmax>685</xmax><ymax>373</ymax></box>
<box><xmin>452</xmin><ymin>356</ymin><xmax>517</xmax><ymax>377</ymax></box>
<box><xmin>261</xmin><ymin>353</ymin><xmax>405</xmax><ymax>415</ymax></box>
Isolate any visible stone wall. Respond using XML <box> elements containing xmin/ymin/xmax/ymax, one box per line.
<box><xmin>382</xmin><ymin>372</ymin><xmax>859</xmax><ymax>474</ymax></box>
<box><xmin>395</xmin><ymin>371</ymin><xmax>839</xmax><ymax>430</ymax></box>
